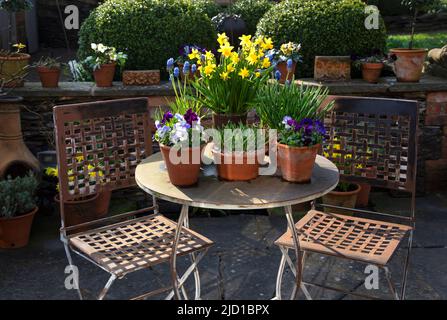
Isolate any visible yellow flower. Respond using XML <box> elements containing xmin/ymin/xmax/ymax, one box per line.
<box><xmin>261</xmin><ymin>57</ymin><xmax>271</xmax><ymax>68</ymax></box>
<box><xmin>13</xmin><ymin>43</ymin><xmax>26</xmax><ymax>51</ymax></box>
<box><xmin>238</xmin><ymin>67</ymin><xmax>250</xmax><ymax>79</ymax></box>
<box><xmin>188</xmin><ymin>48</ymin><xmax>201</xmax><ymax>61</ymax></box>
<box><xmin>220</xmin><ymin>71</ymin><xmax>230</xmax><ymax>80</ymax></box>
<box><xmin>217</xmin><ymin>33</ymin><xmax>229</xmax><ymax>46</ymax></box>
<box><xmin>205</xmin><ymin>50</ymin><xmax>214</xmax><ymax>61</ymax></box>
<box><xmin>75</xmin><ymin>155</ymin><xmax>84</xmax><ymax>163</ymax></box>
<box><xmin>218</xmin><ymin>43</ymin><xmax>234</xmax><ymax>58</ymax></box>
<box><xmin>45</xmin><ymin>167</ymin><xmax>58</xmax><ymax>177</ymax></box>
<box><xmin>262</xmin><ymin>37</ymin><xmax>274</xmax><ymax>50</ymax></box>
<box><xmin>230</xmin><ymin>52</ymin><xmax>239</xmax><ymax>64</ymax></box>
<box><xmin>226</xmin><ymin>63</ymin><xmax>235</xmax><ymax>73</ymax></box>
<box><xmin>239</xmin><ymin>35</ymin><xmax>252</xmax><ymax>47</ymax></box>
<box><xmin>246</xmin><ymin>50</ymin><xmax>259</xmax><ymax>65</ymax></box>
<box><xmin>255</xmin><ymin>72</ymin><xmax>261</xmax><ymax>78</ymax></box>
<box><xmin>204</xmin><ymin>63</ymin><xmax>216</xmax><ymax>76</ymax></box>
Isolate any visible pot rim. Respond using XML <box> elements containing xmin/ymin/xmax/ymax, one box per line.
<box><xmin>362</xmin><ymin>62</ymin><xmax>384</xmax><ymax>68</ymax></box>
<box><xmin>159</xmin><ymin>143</ymin><xmax>204</xmax><ymax>151</ymax></box>
<box><xmin>277</xmin><ymin>142</ymin><xmax>321</xmax><ymax>151</ymax></box>
<box><xmin>98</xmin><ymin>62</ymin><xmax>117</xmax><ymax>68</ymax></box>
<box><xmin>212</xmin><ymin>148</ymin><xmax>265</xmax><ymax>157</ymax></box>
<box><xmin>0</xmin><ymin>206</ymin><xmax>38</xmax><ymax>221</ymax></box>
<box><xmin>389</xmin><ymin>48</ymin><xmax>428</xmax><ymax>54</ymax></box>
<box><xmin>329</xmin><ymin>183</ymin><xmax>362</xmax><ymax>196</ymax></box>
<box><xmin>212</xmin><ymin>112</ymin><xmax>248</xmax><ymax>117</ymax></box>
<box><xmin>0</xmin><ymin>53</ymin><xmax>31</xmax><ymax>61</ymax></box>
<box><xmin>54</xmin><ymin>192</ymin><xmax>100</xmax><ymax>204</ymax></box>
<box><xmin>37</xmin><ymin>66</ymin><xmax>61</xmax><ymax>72</ymax></box>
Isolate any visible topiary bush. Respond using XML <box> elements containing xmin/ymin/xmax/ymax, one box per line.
<box><xmin>257</xmin><ymin>0</ymin><xmax>388</xmax><ymax>77</ymax></box>
<box><xmin>78</xmin><ymin>0</ymin><xmax>217</xmax><ymax>74</ymax></box>
<box><xmin>231</xmin><ymin>0</ymin><xmax>274</xmax><ymax>36</ymax></box>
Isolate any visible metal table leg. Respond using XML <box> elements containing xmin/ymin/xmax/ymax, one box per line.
<box><xmin>171</xmin><ymin>204</ymin><xmax>189</xmax><ymax>300</ymax></box>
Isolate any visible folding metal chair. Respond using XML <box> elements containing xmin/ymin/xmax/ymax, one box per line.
<box><xmin>274</xmin><ymin>96</ymin><xmax>418</xmax><ymax>300</ymax></box>
<box><xmin>53</xmin><ymin>98</ymin><xmax>213</xmax><ymax>300</ymax></box>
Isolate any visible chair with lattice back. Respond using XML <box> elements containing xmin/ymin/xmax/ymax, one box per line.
<box><xmin>54</xmin><ymin>98</ymin><xmax>213</xmax><ymax>300</ymax></box>
<box><xmin>274</xmin><ymin>96</ymin><xmax>418</xmax><ymax>300</ymax></box>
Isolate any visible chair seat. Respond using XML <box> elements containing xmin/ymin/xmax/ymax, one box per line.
<box><xmin>275</xmin><ymin>210</ymin><xmax>412</xmax><ymax>266</ymax></box>
<box><xmin>69</xmin><ymin>213</ymin><xmax>213</xmax><ymax>277</ymax></box>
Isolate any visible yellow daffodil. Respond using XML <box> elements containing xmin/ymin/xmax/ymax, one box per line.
<box><xmin>238</xmin><ymin>67</ymin><xmax>250</xmax><ymax>79</ymax></box>
<box><xmin>218</xmin><ymin>43</ymin><xmax>234</xmax><ymax>58</ymax></box>
<box><xmin>246</xmin><ymin>50</ymin><xmax>259</xmax><ymax>65</ymax></box>
<box><xmin>261</xmin><ymin>57</ymin><xmax>271</xmax><ymax>68</ymax></box>
<box><xmin>239</xmin><ymin>35</ymin><xmax>252</xmax><ymax>47</ymax></box>
<box><xmin>255</xmin><ymin>72</ymin><xmax>261</xmax><ymax>78</ymax></box>
<box><xmin>204</xmin><ymin>63</ymin><xmax>216</xmax><ymax>76</ymax></box>
<box><xmin>220</xmin><ymin>71</ymin><xmax>230</xmax><ymax>81</ymax></box>
<box><xmin>45</xmin><ymin>167</ymin><xmax>58</xmax><ymax>177</ymax></box>
<box><xmin>188</xmin><ymin>48</ymin><xmax>201</xmax><ymax>61</ymax></box>
<box><xmin>230</xmin><ymin>52</ymin><xmax>239</xmax><ymax>64</ymax></box>
<box><xmin>226</xmin><ymin>63</ymin><xmax>235</xmax><ymax>73</ymax></box>
<box><xmin>217</xmin><ymin>33</ymin><xmax>229</xmax><ymax>46</ymax></box>
<box><xmin>262</xmin><ymin>37</ymin><xmax>274</xmax><ymax>50</ymax></box>
<box><xmin>205</xmin><ymin>50</ymin><xmax>214</xmax><ymax>61</ymax></box>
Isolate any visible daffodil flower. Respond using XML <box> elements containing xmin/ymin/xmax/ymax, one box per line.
<box><xmin>238</xmin><ymin>67</ymin><xmax>250</xmax><ymax>79</ymax></box>
<box><xmin>220</xmin><ymin>71</ymin><xmax>230</xmax><ymax>81</ymax></box>
<box><xmin>218</xmin><ymin>43</ymin><xmax>234</xmax><ymax>58</ymax></box>
<box><xmin>217</xmin><ymin>33</ymin><xmax>229</xmax><ymax>46</ymax></box>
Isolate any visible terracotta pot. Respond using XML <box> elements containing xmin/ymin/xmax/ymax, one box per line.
<box><xmin>212</xmin><ymin>113</ymin><xmax>247</xmax><ymax>129</ymax></box>
<box><xmin>390</xmin><ymin>48</ymin><xmax>428</xmax><ymax>82</ymax></box>
<box><xmin>54</xmin><ymin>188</ymin><xmax>112</xmax><ymax>229</ymax></box>
<box><xmin>322</xmin><ymin>183</ymin><xmax>362</xmax><ymax>216</ymax></box>
<box><xmin>160</xmin><ymin>144</ymin><xmax>202</xmax><ymax>187</ymax></box>
<box><xmin>213</xmin><ymin>150</ymin><xmax>261</xmax><ymax>181</ymax></box>
<box><xmin>0</xmin><ymin>207</ymin><xmax>37</xmax><ymax>249</ymax></box>
<box><xmin>276</xmin><ymin>61</ymin><xmax>296</xmax><ymax>83</ymax></box>
<box><xmin>356</xmin><ymin>167</ymin><xmax>376</xmax><ymax>208</ymax></box>
<box><xmin>362</xmin><ymin>62</ymin><xmax>383</xmax><ymax>83</ymax></box>
<box><xmin>93</xmin><ymin>63</ymin><xmax>116</xmax><ymax>87</ymax></box>
<box><xmin>277</xmin><ymin>143</ymin><xmax>320</xmax><ymax>183</ymax></box>
<box><xmin>37</xmin><ymin>66</ymin><xmax>61</xmax><ymax>88</ymax></box>
<box><xmin>0</xmin><ymin>53</ymin><xmax>30</xmax><ymax>88</ymax></box>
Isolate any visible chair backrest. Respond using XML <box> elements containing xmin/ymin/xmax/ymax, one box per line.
<box><xmin>53</xmin><ymin>98</ymin><xmax>152</xmax><ymax>203</ymax></box>
<box><xmin>323</xmin><ymin>96</ymin><xmax>418</xmax><ymax>194</ymax></box>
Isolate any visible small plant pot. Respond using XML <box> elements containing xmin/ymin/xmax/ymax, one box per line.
<box><xmin>362</xmin><ymin>62</ymin><xmax>383</xmax><ymax>83</ymax></box>
<box><xmin>390</xmin><ymin>48</ymin><xmax>428</xmax><ymax>82</ymax></box>
<box><xmin>213</xmin><ymin>150</ymin><xmax>261</xmax><ymax>181</ymax></box>
<box><xmin>93</xmin><ymin>63</ymin><xmax>116</xmax><ymax>87</ymax></box>
<box><xmin>356</xmin><ymin>167</ymin><xmax>376</xmax><ymax>208</ymax></box>
<box><xmin>276</xmin><ymin>61</ymin><xmax>296</xmax><ymax>83</ymax></box>
<box><xmin>37</xmin><ymin>66</ymin><xmax>61</xmax><ymax>88</ymax></box>
<box><xmin>277</xmin><ymin>143</ymin><xmax>320</xmax><ymax>183</ymax></box>
<box><xmin>322</xmin><ymin>183</ymin><xmax>362</xmax><ymax>216</ymax></box>
<box><xmin>0</xmin><ymin>207</ymin><xmax>37</xmax><ymax>249</ymax></box>
<box><xmin>160</xmin><ymin>144</ymin><xmax>203</xmax><ymax>187</ymax></box>
<box><xmin>0</xmin><ymin>53</ymin><xmax>30</xmax><ymax>88</ymax></box>
<box><xmin>212</xmin><ymin>113</ymin><xmax>247</xmax><ymax>129</ymax></box>
<box><xmin>54</xmin><ymin>187</ymin><xmax>111</xmax><ymax>230</ymax></box>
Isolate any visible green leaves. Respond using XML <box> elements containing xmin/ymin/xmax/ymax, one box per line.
<box><xmin>0</xmin><ymin>173</ymin><xmax>38</xmax><ymax>218</ymax></box>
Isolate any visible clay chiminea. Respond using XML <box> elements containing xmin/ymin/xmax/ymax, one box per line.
<box><xmin>0</xmin><ymin>96</ymin><xmax>39</xmax><ymax>178</ymax></box>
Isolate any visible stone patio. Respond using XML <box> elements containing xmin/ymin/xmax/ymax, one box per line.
<box><xmin>0</xmin><ymin>190</ymin><xmax>446</xmax><ymax>300</ymax></box>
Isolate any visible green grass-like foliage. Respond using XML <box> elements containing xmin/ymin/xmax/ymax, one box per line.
<box><xmin>78</xmin><ymin>0</ymin><xmax>217</xmax><ymax>74</ymax></box>
<box><xmin>0</xmin><ymin>173</ymin><xmax>38</xmax><ymax>218</ymax></box>
<box><xmin>256</xmin><ymin>0</ymin><xmax>388</xmax><ymax>77</ymax></box>
<box><xmin>231</xmin><ymin>0</ymin><xmax>274</xmax><ymax>36</ymax></box>
<box><xmin>387</xmin><ymin>32</ymin><xmax>447</xmax><ymax>50</ymax></box>
<box><xmin>214</xmin><ymin>123</ymin><xmax>266</xmax><ymax>153</ymax></box>
<box><xmin>255</xmin><ymin>82</ymin><xmax>333</xmax><ymax>129</ymax></box>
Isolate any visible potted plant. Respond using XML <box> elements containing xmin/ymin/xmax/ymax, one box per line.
<box><xmin>84</xmin><ymin>43</ymin><xmax>127</xmax><ymax>87</ymax></box>
<box><xmin>34</xmin><ymin>56</ymin><xmax>62</xmax><ymax>88</ymax></box>
<box><xmin>322</xmin><ymin>142</ymin><xmax>362</xmax><ymax>215</ymax></box>
<box><xmin>45</xmin><ymin>157</ymin><xmax>112</xmax><ymax>228</ymax></box>
<box><xmin>277</xmin><ymin>117</ymin><xmax>326</xmax><ymax>183</ymax></box>
<box><xmin>389</xmin><ymin>0</ymin><xmax>434</xmax><ymax>82</ymax></box>
<box><xmin>268</xmin><ymin>42</ymin><xmax>302</xmax><ymax>83</ymax></box>
<box><xmin>212</xmin><ymin>123</ymin><xmax>265</xmax><ymax>181</ymax></box>
<box><xmin>0</xmin><ymin>173</ymin><xmax>38</xmax><ymax>248</ymax></box>
<box><xmin>191</xmin><ymin>33</ymin><xmax>274</xmax><ymax>128</ymax></box>
<box><xmin>0</xmin><ymin>43</ymin><xmax>30</xmax><ymax>88</ymax></box>
<box><xmin>353</xmin><ymin>53</ymin><xmax>387</xmax><ymax>83</ymax></box>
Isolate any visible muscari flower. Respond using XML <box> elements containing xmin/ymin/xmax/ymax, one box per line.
<box><xmin>183</xmin><ymin>61</ymin><xmax>190</xmax><ymax>75</ymax></box>
<box><xmin>275</xmin><ymin>70</ymin><xmax>281</xmax><ymax>81</ymax></box>
<box><xmin>174</xmin><ymin>67</ymin><xmax>180</xmax><ymax>78</ymax></box>
<box><xmin>191</xmin><ymin>64</ymin><xmax>197</xmax><ymax>74</ymax></box>
<box><xmin>167</xmin><ymin>58</ymin><xmax>174</xmax><ymax>71</ymax></box>
<box><xmin>287</xmin><ymin>59</ymin><xmax>293</xmax><ymax>71</ymax></box>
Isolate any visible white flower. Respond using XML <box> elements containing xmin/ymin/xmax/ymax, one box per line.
<box><xmin>97</xmin><ymin>43</ymin><xmax>107</xmax><ymax>53</ymax></box>
<box><xmin>91</xmin><ymin>43</ymin><xmax>97</xmax><ymax>50</ymax></box>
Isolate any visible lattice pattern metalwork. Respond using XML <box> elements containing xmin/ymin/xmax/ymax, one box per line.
<box><xmin>275</xmin><ymin>210</ymin><xmax>411</xmax><ymax>265</ymax></box>
<box><xmin>69</xmin><ymin>214</ymin><xmax>214</xmax><ymax>277</ymax></box>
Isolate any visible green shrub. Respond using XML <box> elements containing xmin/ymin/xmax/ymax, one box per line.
<box><xmin>0</xmin><ymin>173</ymin><xmax>38</xmax><ymax>218</ymax></box>
<box><xmin>78</xmin><ymin>0</ymin><xmax>217</xmax><ymax>74</ymax></box>
<box><xmin>231</xmin><ymin>0</ymin><xmax>274</xmax><ymax>36</ymax></box>
<box><xmin>257</xmin><ymin>0</ymin><xmax>388</xmax><ymax>77</ymax></box>
<box><xmin>191</xmin><ymin>0</ymin><xmax>221</xmax><ymax>18</ymax></box>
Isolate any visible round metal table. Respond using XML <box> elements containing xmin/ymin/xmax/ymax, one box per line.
<box><xmin>135</xmin><ymin>151</ymin><xmax>339</xmax><ymax>300</ymax></box>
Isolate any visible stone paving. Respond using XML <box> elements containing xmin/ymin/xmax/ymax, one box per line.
<box><xmin>0</xmin><ymin>191</ymin><xmax>446</xmax><ymax>300</ymax></box>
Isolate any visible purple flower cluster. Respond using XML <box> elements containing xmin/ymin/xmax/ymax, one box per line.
<box><xmin>179</xmin><ymin>45</ymin><xmax>206</xmax><ymax>58</ymax></box>
<box><xmin>184</xmin><ymin>108</ymin><xmax>199</xmax><ymax>126</ymax></box>
<box><xmin>281</xmin><ymin>116</ymin><xmax>326</xmax><ymax>147</ymax></box>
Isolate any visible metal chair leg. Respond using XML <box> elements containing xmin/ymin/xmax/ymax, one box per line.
<box><xmin>98</xmin><ymin>274</ymin><xmax>117</xmax><ymax>300</ymax></box>
<box><xmin>63</xmin><ymin>242</ymin><xmax>84</xmax><ymax>300</ymax></box>
<box><xmin>382</xmin><ymin>266</ymin><xmax>400</xmax><ymax>300</ymax></box>
<box><xmin>171</xmin><ymin>204</ymin><xmax>190</xmax><ymax>300</ymax></box>
<box><xmin>400</xmin><ymin>230</ymin><xmax>414</xmax><ymax>300</ymax></box>
<box><xmin>274</xmin><ymin>247</ymin><xmax>288</xmax><ymax>300</ymax></box>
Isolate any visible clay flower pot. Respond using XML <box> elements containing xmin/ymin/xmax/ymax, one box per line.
<box><xmin>362</xmin><ymin>62</ymin><xmax>383</xmax><ymax>83</ymax></box>
<box><xmin>390</xmin><ymin>48</ymin><xmax>428</xmax><ymax>82</ymax></box>
<box><xmin>37</xmin><ymin>66</ymin><xmax>61</xmax><ymax>88</ymax></box>
<box><xmin>356</xmin><ymin>167</ymin><xmax>376</xmax><ymax>208</ymax></box>
<box><xmin>55</xmin><ymin>187</ymin><xmax>111</xmax><ymax>230</ymax></box>
<box><xmin>213</xmin><ymin>150</ymin><xmax>261</xmax><ymax>181</ymax></box>
<box><xmin>0</xmin><ymin>207</ymin><xmax>37</xmax><ymax>249</ymax></box>
<box><xmin>0</xmin><ymin>53</ymin><xmax>30</xmax><ymax>88</ymax></box>
<box><xmin>322</xmin><ymin>183</ymin><xmax>362</xmax><ymax>216</ymax></box>
<box><xmin>93</xmin><ymin>62</ymin><xmax>116</xmax><ymax>87</ymax></box>
<box><xmin>160</xmin><ymin>144</ymin><xmax>202</xmax><ymax>187</ymax></box>
<box><xmin>212</xmin><ymin>113</ymin><xmax>247</xmax><ymax>129</ymax></box>
<box><xmin>276</xmin><ymin>61</ymin><xmax>296</xmax><ymax>83</ymax></box>
<box><xmin>277</xmin><ymin>143</ymin><xmax>320</xmax><ymax>183</ymax></box>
